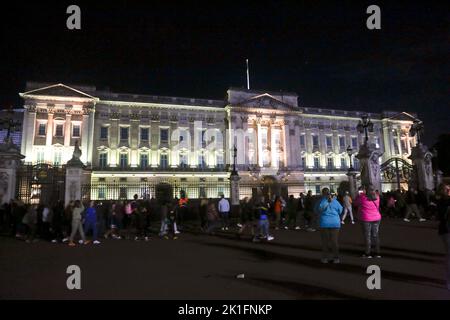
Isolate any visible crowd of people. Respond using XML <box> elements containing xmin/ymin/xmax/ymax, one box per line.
<box><xmin>0</xmin><ymin>183</ymin><xmax>449</xmax><ymax>288</ymax></box>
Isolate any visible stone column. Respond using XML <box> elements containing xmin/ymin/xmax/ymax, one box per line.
<box><xmin>256</xmin><ymin>120</ymin><xmax>263</xmax><ymax>168</ymax></box>
<box><xmin>65</xmin><ymin>141</ymin><xmax>87</xmax><ymax>205</ymax></box>
<box><xmin>0</xmin><ymin>142</ymin><xmax>25</xmax><ymax>205</ymax></box>
<box><xmin>356</xmin><ymin>143</ymin><xmax>383</xmax><ymax>191</ymax></box>
<box><xmin>64</xmin><ymin>113</ymin><xmax>72</xmax><ymax>147</ymax></box>
<box><xmin>46</xmin><ymin>111</ymin><xmax>54</xmax><ymax>147</ymax></box>
<box><xmin>409</xmin><ymin>143</ymin><xmax>434</xmax><ymax>192</ymax></box>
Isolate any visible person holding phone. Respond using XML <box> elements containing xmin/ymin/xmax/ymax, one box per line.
<box><xmin>315</xmin><ymin>188</ymin><xmax>343</xmax><ymax>264</ymax></box>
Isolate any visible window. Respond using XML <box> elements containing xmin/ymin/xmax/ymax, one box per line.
<box><xmin>354</xmin><ymin>158</ymin><xmax>360</xmax><ymax>170</ymax></box>
<box><xmin>313</xmin><ymin>157</ymin><xmax>320</xmax><ymax>169</ymax></box>
<box><xmin>100</xmin><ymin>127</ymin><xmax>108</xmax><ymax>140</ymax></box>
<box><xmin>120</xmin><ymin>127</ymin><xmax>129</xmax><ymax>141</ymax></box>
<box><xmin>55</xmin><ymin>124</ymin><xmax>64</xmax><ymax>137</ymax></box>
<box><xmin>36</xmin><ymin>150</ymin><xmax>45</xmax><ymax>163</ymax></box>
<box><xmin>312</xmin><ymin>135</ymin><xmax>319</xmax><ymax>148</ymax></box>
<box><xmin>341</xmin><ymin>157</ymin><xmax>347</xmax><ymax>169</ymax></box>
<box><xmin>140</xmin><ymin>128</ymin><xmax>149</xmax><ymax>142</ymax></box>
<box><xmin>339</xmin><ymin>136</ymin><xmax>346</xmax><ymax>148</ymax></box>
<box><xmin>54</xmin><ymin>151</ymin><xmax>62</xmax><ymax>165</ymax></box>
<box><xmin>179</xmin><ymin>154</ymin><xmax>188</xmax><ymax>168</ymax></box>
<box><xmin>160</xmin><ymin>154</ymin><xmax>168</xmax><ymax>168</ymax></box>
<box><xmin>326</xmin><ymin>136</ymin><xmax>332</xmax><ymax>149</ymax></box>
<box><xmin>216</xmin><ymin>154</ymin><xmax>224</xmax><ymax>169</ymax></box>
<box><xmin>300</xmin><ymin>135</ymin><xmax>306</xmax><ymax>147</ymax></box>
<box><xmin>99</xmin><ymin>153</ymin><xmax>107</xmax><ymax>168</ymax></box>
<box><xmin>160</xmin><ymin>128</ymin><xmax>169</xmax><ymax>144</ymax></box>
<box><xmin>327</xmin><ymin>157</ymin><xmax>334</xmax><ymax>169</ymax></box>
<box><xmin>374</xmin><ymin>137</ymin><xmax>380</xmax><ymax>149</ymax></box>
<box><xmin>140</xmin><ymin>153</ymin><xmax>148</xmax><ymax>168</ymax></box>
<box><xmin>119</xmin><ymin>153</ymin><xmax>128</xmax><ymax>168</ymax></box>
<box><xmin>98</xmin><ymin>187</ymin><xmax>106</xmax><ymax>200</ymax></box>
<box><xmin>351</xmin><ymin>137</ymin><xmax>358</xmax><ymax>148</ymax></box>
<box><xmin>38</xmin><ymin>123</ymin><xmax>46</xmax><ymax>136</ymax></box>
<box><xmin>198</xmin><ymin>155</ymin><xmax>206</xmax><ymax>168</ymax></box>
<box><xmin>72</xmin><ymin>125</ymin><xmax>80</xmax><ymax>138</ymax></box>
<box><xmin>315</xmin><ymin>185</ymin><xmax>321</xmax><ymax>195</ymax></box>
<box><xmin>301</xmin><ymin>156</ymin><xmax>306</xmax><ymax>168</ymax></box>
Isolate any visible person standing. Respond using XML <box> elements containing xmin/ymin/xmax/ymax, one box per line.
<box><xmin>22</xmin><ymin>204</ymin><xmax>38</xmax><ymax>243</ymax></box>
<box><xmin>285</xmin><ymin>195</ymin><xmax>297</xmax><ymax>229</ymax></box>
<box><xmin>84</xmin><ymin>201</ymin><xmax>100</xmax><ymax>244</ymax></box>
<box><xmin>354</xmin><ymin>184</ymin><xmax>382</xmax><ymax>258</ymax></box>
<box><xmin>304</xmin><ymin>190</ymin><xmax>316</xmax><ymax>231</ymax></box>
<box><xmin>315</xmin><ymin>188</ymin><xmax>343</xmax><ymax>264</ymax></box>
<box><xmin>341</xmin><ymin>191</ymin><xmax>354</xmax><ymax>224</ymax></box>
<box><xmin>199</xmin><ymin>197</ymin><xmax>209</xmax><ymax>231</ymax></box>
<box><xmin>68</xmin><ymin>200</ymin><xmax>86</xmax><ymax>246</ymax></box>
<box><xmin>218</xmin><ymin>194</ymin><xmax>230</xmax><ymax>231</ymax></box>
<box><xmin>51</xmin><ymin>200</ymin><xmax>65</xmax><ymax>243</ymax></box>
<box><xmin>256</xmin><ymin>199</ymin><xmax>274</xmax><ymax>241</ymax></box>
<box><xmin>206</xmin><ymin>199</ymin><xmax>221</xmax><ymax>234</ymax></box>
<box><xmin>436</xmin><ymin>183</ymin><xmax>450</xmax><ymax>290</ymax></box>
<box><xmin>273</xmin><ymin>196</ymin><xmax>283</xmax><ymax>230</ymax></box>
<box><xmin>295</xmin><ymin>193</ymin><xmax>305</xmax><ymax>230</ymax></box>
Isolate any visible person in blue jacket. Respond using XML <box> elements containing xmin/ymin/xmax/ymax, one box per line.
<box><xmin>84</xmin><ymin>201</ymin><xmax>101</xmax><ymax>244</ymax></box>
<box><xmin>314</xmin><ymin>188</ymin><xmax>343</xmax><ymax>264</ymax></box>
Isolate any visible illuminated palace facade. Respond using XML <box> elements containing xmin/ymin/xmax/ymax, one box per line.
<box><xmin>19</xmin><ymin>82</ymin><xmax>417</xmax><ymax>199</ymax></box>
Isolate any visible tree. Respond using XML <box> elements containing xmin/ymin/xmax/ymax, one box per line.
<box><xmin>433</xmin><ymin>133</ymin><xmax>450</xmax><ymax>176</ymax></box>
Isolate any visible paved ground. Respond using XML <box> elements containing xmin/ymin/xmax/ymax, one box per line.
<box><xmin>0</xmin><ymin>218</ymin><xmax>449</xmax><ymax>300</ymax></box>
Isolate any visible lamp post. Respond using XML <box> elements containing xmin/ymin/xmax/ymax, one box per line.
<box><xmin>356</xmin><ymin>114</ymin><xmax>374</xmax><ymax>144</ymax></box>
<box><xmin>231</xmin><ymin>144</ymin><xmax>238</xmax><ymax>176</ymax></box>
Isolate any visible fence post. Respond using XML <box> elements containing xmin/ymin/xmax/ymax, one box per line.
<box><xmin>65</xmin><ymin>141</ymin><xmax>86</xmax><ymax>206</ymax></box>
<box><xmin>0</xmin><ymin>139</ymin><xmax>25</xmax><ymax>205</ymax></box>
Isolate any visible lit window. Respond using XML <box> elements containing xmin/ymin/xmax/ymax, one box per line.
<box><xmin>54</xmin><ymin>152</ymin><xmax>62</xmax><ymax>165</ymax></box>
<box><xmin>326</xmin><ymin>136</ymin><xmax>332</xmax><ymax>149</ymax></box>
<box><xmin>38</xmin><ymin>123</ymin><xmax>46</xmax><ymax>136</ymax></box>
<box><xmin>160</xmin><ymin>154</ymin><xmax>168</xmax><ymax>168</ymax></box>
<box><xmin>119</xmin><ymin>153</ymin><xmax>128</xmax><ymax>168</ymax></box>
<box><xmin>339</xmin><ymin>136</ymin><xmax>345</xmax><ymax>148</ymax></box>
<box><xmin>313</xmin><ymin>157</ymin><xmax>320</xmax><ymax>169</ymax></box>
<box><xmin>99</xmin><ymin>153</ymin><xmax>107</xmax><ymax>168</ymax></box>
<box><xmin>140</xmin><ymin>153</ymin><xmax>148</xmax><ymax>168</ymax></box>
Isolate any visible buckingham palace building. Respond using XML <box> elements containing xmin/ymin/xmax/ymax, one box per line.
<box><xmin>17</xmin><ymin>82</ymin><xmax>418</xmax><ymax>201</ymax></box>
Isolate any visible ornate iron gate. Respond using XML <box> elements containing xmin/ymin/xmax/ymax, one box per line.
<box><xmin>380</xmin><ymin>157</ymin><xmax>415</xmax><ymax>191</ymax></box>
<box><xmin>16</xmin><ymin>163</ymin><xmax>66</xmax><ymax>204</ymax></box>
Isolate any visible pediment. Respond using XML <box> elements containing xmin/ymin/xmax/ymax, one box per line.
<box><xmin>385</xmin><ymin>112</ymin><xmax>417</xmax><ymax>122</ymax></box>
<box><xmin>235</xmin><ymin>94</ymin><xmax>297</xmax><ymax>111</ymax></box>
<box><xmin>20</xmin><ymin>84</ymin><xmax>97</xmax><ymax>100</ymax></box>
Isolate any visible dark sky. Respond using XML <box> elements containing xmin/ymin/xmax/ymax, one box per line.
<box><xmin>1</xmin><ymin>0</ymin><xmax>448</xmax><ymax>144</ymax></box>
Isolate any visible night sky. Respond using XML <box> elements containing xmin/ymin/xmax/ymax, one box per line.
<box><xmin>1</xmin><ymin>0</ymin><xmax>448</xmax><ymax>144</ymax></box>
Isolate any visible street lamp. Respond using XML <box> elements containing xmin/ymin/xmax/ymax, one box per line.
<box><xmin>231</xmin><ymin>144</ymin><xmax>238</xmax><ymax>176</ymax></box>
<box><xmin>356</xmin><ymin>114</ymin><xmax>374</xmax><ymax>144</ymax></box>
<box><xmin>346</xmin><ymin>145</ymin><xmax>353</xmax><ymax>170</ymax></box>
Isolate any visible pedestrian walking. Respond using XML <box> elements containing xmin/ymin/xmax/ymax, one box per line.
<box><xmin>68</xmin><ymin>200</ymin><xmax>86</xmax><ymax>246</ymax></box>
<box><xmin>341</xmin><ymin>191</ymin><xmax>354</xmax><ymax>224</ymax></box>
<box><xmin>83</xmin><ymin>201</ymin><xmax>100</xmax><ymax>244</ymax></box>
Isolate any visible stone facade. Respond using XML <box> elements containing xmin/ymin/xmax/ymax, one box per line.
<box><xmin>18</xmin><ymin>82</ymin><xmax>417</xmax><ymax>199</ymax></box>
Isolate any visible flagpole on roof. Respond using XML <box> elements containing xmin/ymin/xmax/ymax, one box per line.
<box><xmin>246</xmin><ymin>59</ymin><xmax>250</xmax><ymax>90</ymax></box>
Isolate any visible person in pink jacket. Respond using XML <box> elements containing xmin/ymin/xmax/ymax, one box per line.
<box><xmin>354</xmin><ymin>184</ymin><xmax>382</xmax><ymax>258</ymax></box>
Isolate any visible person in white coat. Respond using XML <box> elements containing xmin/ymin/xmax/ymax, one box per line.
<box><xmin>218</xmin><ymin>195</ymin><xmax>230</xmax><ymax>231</ymax></box>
